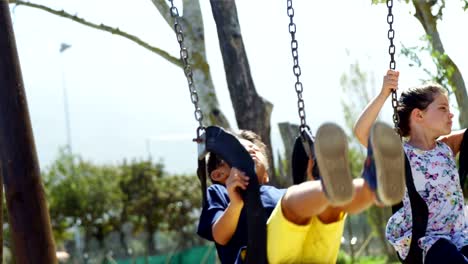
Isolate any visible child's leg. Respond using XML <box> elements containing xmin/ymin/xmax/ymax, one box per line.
<box><xmin>425</xmin><ymin>239</ymin><xmax>468</xmax><ymax>264</ymax></box>
<box><xmin>314</xmin><ymin>123</ymin><xmax>354</xmax><ymax>206</ymax></box>
<box><xmin>281</xmin><ymin>180</ymin><xmax>334</xmax><ymax>225</ymax></box>
<box><xmin>268</xmin><ymin>179</ymin><xmax>371</xmax><ymax>263</ymax></box>
<box><xmin>282</xmin><ymin>122</ymin><xmax>405</xmax><ymax>225</ymax></box>
<box><xmin>281</xmin><ymin>178</ymin><xmax>375</xmax><ymax>226</ymax></box>
<box><xmin>313</xmin><ymin>121</ymin><xmax>405</xmax><ymax>207</ymax></box>
<box><xmin>338</xmin><ymin>178</ymin><xmax>375</xmax><ymax>214</ymax></box>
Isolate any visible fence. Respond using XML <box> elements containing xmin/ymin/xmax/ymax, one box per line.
<box><xmin>115</xmin><ymin>245</ymin><xmax>217</xmax><ymax>264</ymax></box>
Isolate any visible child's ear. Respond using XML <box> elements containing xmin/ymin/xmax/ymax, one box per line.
<box><xmin>263</xmin><ymin>174</ymin><xmax>269</xmax><ymax>184</ymax></box>
<box><xmin>411</xmin><ymin>109</ymin><xmax>424</xmax><ymax>122</ymax></box>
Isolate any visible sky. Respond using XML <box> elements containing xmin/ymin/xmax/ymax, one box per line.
<box><xmin>8</xmin><ymin>0</ymin><xmax>468</xmax><ymax>174</ymax></box>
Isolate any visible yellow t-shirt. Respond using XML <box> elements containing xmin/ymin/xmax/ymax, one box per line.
<box><xmin>267</xmin><ymin>199</ymin><xmax>346</xmax><ymax>264</ymax></box>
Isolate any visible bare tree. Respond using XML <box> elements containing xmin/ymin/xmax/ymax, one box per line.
<box><xmin>411</xmin><ymin>0</ymin><xmax>468</xmax><ymax>128</ymax></box>
<box><xmin>209</xmin><ymin>0</ymin><xmax>276</xmax><ymax>183</ymax></box>
<box><xmin>8</xmin><ymin>0</ymin><xmax>230</xmax><ymax>129</ymax></box>
<box><xmin>373</xmin><ymin>0</ymin><xmax>468</xmax><ymax>127</ymax></box>
<box><xmin>7</xmin><ymin>0</ymin><xmax>286</xmax><ymax>181</ymax></box>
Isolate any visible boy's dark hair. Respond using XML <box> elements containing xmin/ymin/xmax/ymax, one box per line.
<box><xmin>207</xmin><ymin>152</ymin><xmax>223</xmax><ymax>183</ymax></box>
<box><xmin>397</xmin><ymin>83</ymin><xmax>447</xmax><ymax>137</ymax></box>
<box><xmin>207</xmin><ymin>129</ymin><xmax>269</xmax><ymax>182</ymax></box>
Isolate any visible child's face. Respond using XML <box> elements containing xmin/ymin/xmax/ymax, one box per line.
<box><xmin>419</xmin><ymin>93</ymin><xmax>453</xmax><ymax>136</ymax></box>
<box><xmin>238</xmin><ymin>138</ymin><xmax>269</xmax><ymax>184</ymax></box>
<box><xmin>209</xmin><ymin>139</ymin><xmax>269</xmax><ymax>184</ymax></box>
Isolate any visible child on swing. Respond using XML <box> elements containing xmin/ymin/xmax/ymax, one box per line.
<box><xmin>197</xmin><ymin>130</ymin><xmax>285</xmax><ymax>264</ymax></box>
<box><xmin>198</xmin><ymin>121</ymin><xmax>406</xmax><ymax>263</ymax></box>
<box><xmin>354</xmin><ymin>69</ymin><xmax>468</xmax><ymax>263</ymax></box>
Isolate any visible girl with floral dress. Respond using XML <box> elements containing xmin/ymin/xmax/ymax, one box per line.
<box><xmin>354</xmin><ymin>69</ymin><xmax>468</xmax><ymax>263</ymax></box>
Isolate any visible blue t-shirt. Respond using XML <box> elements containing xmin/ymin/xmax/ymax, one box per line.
<box><xmin>197</xmin><ymin>184</ymin><xmax>285</xmax><ymax>264</ymax></box>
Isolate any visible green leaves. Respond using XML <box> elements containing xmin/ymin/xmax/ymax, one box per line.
<box><xmin>42</xmin><ymin>149</ymin><xmax>202</xmax><ymax>253</ymax></box>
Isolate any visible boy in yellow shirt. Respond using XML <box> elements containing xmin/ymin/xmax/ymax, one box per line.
<box><xmin>267</xmin><ymin>121</ymin><xmax>405</xmax><ymax>263</ymax></box>
<box><xmin>199</xmin><ymin>122</ymin><xmax>405</xmax><ymax>263</ymax></box>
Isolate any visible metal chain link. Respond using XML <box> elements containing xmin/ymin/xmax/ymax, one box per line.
<box><xmin>387</xmin><ymin>0</ymin><xmax>400</xmax><ymax>135</ymax></box>
<box><xmin>287</xmin><ymin>0</ymin><xmax>308</xmax><ymax>131</ymax></box>
<box><xmin>168</xmin><ymin>0</ymin><xmax>204</xmax><ymax>138</ymax></box>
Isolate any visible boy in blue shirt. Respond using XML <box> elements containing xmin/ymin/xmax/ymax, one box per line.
<box><xmin>197</xmin><ymin>130</ymin><xmax>285</xmax><ymax>263</ymax></box>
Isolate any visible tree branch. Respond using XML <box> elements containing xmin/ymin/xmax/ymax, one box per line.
<box><xmin>9</xmin><ymin>0</ymin><xmax>182</xmax><ymax>68</ymax></box>
<box><xmin>151</xmin><ymin>0</ymin><xmax>174</xmax><ymax>29</ymax></box>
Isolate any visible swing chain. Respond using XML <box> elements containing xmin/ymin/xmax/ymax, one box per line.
<box><xmin>387</xmin><ymin>0</ymin><xmax>400</xmax><ymax>134</ymax></box>
<box><xmin>287</xmin><ymin>0</ymin><xmax>308</xmax><ymax>131</ymax></box>
<box><xmin>168</xmin><ymin>0</ymin><xmax>204</xmax><ymax>138</ymax></box>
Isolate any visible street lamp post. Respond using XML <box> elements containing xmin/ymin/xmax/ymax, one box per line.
<box><xmin>60</xmin><ymin>43</ymin><xmax>73</xmax><ymax>155</ymax></box>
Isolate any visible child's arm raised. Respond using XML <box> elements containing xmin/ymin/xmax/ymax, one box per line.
<box><xmin>212</xmin><ymin>168</ymin><xmax>249</xmax><ymax>245</ymax></box>
<box><xmin>354</xmin><ymin>70</ymin><xmax>399</xmax><ymax>146</ymax></box>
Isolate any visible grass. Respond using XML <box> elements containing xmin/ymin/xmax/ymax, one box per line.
<box><xmin>337</xmin><ymin>251</ymin><xmax>400</xmax><ymax>264</ymax></box>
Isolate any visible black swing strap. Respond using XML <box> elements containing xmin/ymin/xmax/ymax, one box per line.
<box><xmin>392</xmin><ymin>155</ymin><xmax>428</xmax><ymax>264</ymax></box>
<box><xmin>287</xmin><ymin>0</ymin><xmax>322</xmax><ymax>185</ymax></box>
<box><xmin>291</xmin><ymin>132</ymin><xmax>309</xmax><ymax>185</ymax></box>
<box><xmin>386</xmin><ymin>2</ymin><xmax>428</xmax><ymax>263</ymax></box>
<box><xmin>168</xmin><ymin>2</ymin><xmax>268</xmax><ymax>263</ymax></box>
<box><xmin>197</xmin><ymin>158</ymin><xmax>208</xmax><ymax>208</ymax></box>
<box><xmin>458</xmin><ymin>129</ymin><xmax>468</xmax><ymax>188</ymax></box>
<box><xmin>292</xmin><ymin>128</ymin><xmax>321</xmax><ymax>184</ymax></box>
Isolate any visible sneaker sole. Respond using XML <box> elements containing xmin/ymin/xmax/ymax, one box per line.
<box><xmin>371</xmin><ymin>122</ymin><xmax>406</xmax><ymax>206</ymax></box>
<box><xmin>315</xmin><ymin>123</ymin><xmax>354</xmax><ymax>206</ymax></box>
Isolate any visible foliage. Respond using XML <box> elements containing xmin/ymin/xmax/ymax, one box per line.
<box><xmin>337</xmin><ymin>250</ymin><xmax>398</xmax><ymax>264</ymax></box>
<box><xmin>118</xmin><ymin>158</ymin><xmax>165</xmax><ymax>236</ymax></box>
<box><xmin>401</xmin><ymin>38</ymin><xmax>454</xmax><ymax>91</ymax></box>
<box><xmin>337</xmin><ymin>250</ymin><xmax>352</xmax><ymax>264</ymax></box>
<box><xmin>372</xmin><ymin>0</ymin><xmax>468</xmax><ymax>127</ymax></box>
<box><xmin>118</xmin><ymin>159</ymin><xmax>202</xmax><ymax>253</ymax></box>
<box><xmin>43</xmin><ymin>148</ymin><xmax>123</xmax><ymax>249</ymax></box>
<box><xmin>371</xmin><ymin>0</ymin><xmax>410</xmax><ymax>5</ymax></box>
<box><xmin>158</xmin><ymin>174</ymin><xmax>203</xmax><ymax>249</ymax></box>
<box><xmin>41</xmin><ymin>148</ymin><xmax>203</xmax><ymax>256</ymax></box>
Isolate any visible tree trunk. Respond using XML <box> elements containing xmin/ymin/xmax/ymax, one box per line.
<box><xmin>362</xmin><ymin>217</ymin><xmax>370</xmax><ymax>256</ymax></box>
<box><xmin>145</xmin><ymin>216</ymin><xmax>156</xmax><ymax>256</ymax></box>
<box><xmin>119</xmin><ymin>216</ymin><xmax>130</xmax><ymax>257</ymax></box>
<box><xmin>412</xmin><ymin>0</ymin><xmax>468</xmax><ymax>128</ymax></box>
<box><xmin>366</xmin><ymin>207</ymin><xmax>393</xmax><ymax>258</ymax></box>
<box><xmin>278</xmin><ymin>122</ymin><xmax>300</xmax><ymax>187</ymax></box>
<box><xmin>152</xmin><ymin>0</ymin><xmax>230</xmax><ymax>129</ymax></box>
<box><xmin>96</xmin><ymin>224</ymin><xmax>105</xmax><ymax>251</ymax></box>
<box><xmin>83</xmin><ymin>232</ymin><xmax>91</xmax><ymax>263</ymax></box>
<box><xmin>346</xmin><ymin>216</ymin><xmax>355</xmax><ymax>263</ymax></box>
<box><xmin>209</xmin><ymin>0</ymin><xmax>277</xmax><ymax>183</ymax></box>
<box><xmin>0</xmin><ymin>2</ymin><xmax>57</xmax><ymax>263</ymax></box>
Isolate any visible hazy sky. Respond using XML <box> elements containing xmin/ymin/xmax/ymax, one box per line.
<box><xmin>8</xmin><ymin>0</ymin><xmax>468</xmax><ymax>174</ymax></box>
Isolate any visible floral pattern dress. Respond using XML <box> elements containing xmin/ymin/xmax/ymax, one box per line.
<box><xmin>385</xmin><ymin>141</ymin><xmax>468</xmax><ymax>261</ymax></box>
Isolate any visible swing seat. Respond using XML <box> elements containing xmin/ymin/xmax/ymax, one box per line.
<box><xmin>291</xmin><ymin>127</ymin><xmax>320</xmax><ymax>184</ymax></box>
<box><xmin>393</xmin><ymin>129</ymin><xmax>468</xmax><ymax>264</ymax></box>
